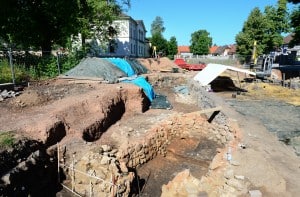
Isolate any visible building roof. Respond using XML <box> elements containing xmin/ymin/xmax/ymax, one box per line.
<box><xmin>215</xmin><ymin>46</ymin><xmax>227</xmax><ymax>55</ymax></box>
<box><xmin>283</xmin><ymin>34</ymin><xmax>294</xmax><ymax>45</ymax></box>
<box><xmin>136</xmin><ymin>20</ymin><xmax>146</xmax><ymax>31</ymax></box>
<box><xmin>228</xmin><ymin>44</ymin><xmax>237</xmax><ymax>54</ymax></box>
<box><xmin>209</xmin><ymin>46</ymin><xmax>219</xmax><ymax>54</ymax></box>
<box><xmin>177</xmin><ymin>46</ymin><xmax>190</xmax><ymax>54</ymax></box>
<box><xmin>118</xmin><ymin>13</ymin><xmax>146</xmax><ymax>31</ymax></box>
<box><xmin>209</xmin><ymin>45</ymin><xmax>236</xmax><ymax>55</ymax></box>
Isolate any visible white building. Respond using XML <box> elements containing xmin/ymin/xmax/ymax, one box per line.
<box><xmin>73</xmin><ymin>13</ymin><xmax>148</xmax><ymax>58</ymax></box>
<box><xmin>111</xmin><ymin>14</ymin><xmax>148</xmax><ymax>57</ymax></box>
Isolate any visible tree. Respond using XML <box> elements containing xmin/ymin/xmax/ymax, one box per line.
<box><xmin>150</xmin><ymin>16</ymin><xmax>165</xmax><ymax>36</ymax></box>
<box><xmin>167</xmin><ymin>36</ymin><xmax>178</xmax><ymax>59</ymax></box>
<box><xmin>288</xmin><ymin>0</ymin><xmax>300</xmax><ymax>3</ymax></box>
<box><xmin>149</xmin><ymin>16</ymin><xmax>167</xmax><ymax>57</ymax></box>
<box><xmin>190</xmin><ymin>30</ymin><xmax>212</xmax><ymax>55</ymax></box>
<box><xmin>236</xmin><ymin>1</ymin><xmax>290</xmax><ymax>62</ymax></box>
<box><xmin>0</xmin><ymin>0</ymin><xmax>128</xmax><ymax>56</ymax></box>
<box><xmin>77</xmin><ymin>0</ymin><xmax>123</xmax><ymax>50</ymax></box>
<box><xmin>0</xmin><ymin>0</ymin><xmax>80</xmax><ymax>55</ymax></box>
<box><xmin>288</xmin><ymin>0</ymin><xmax>300</xmax><ymax>46</ymax></box>
<box><xmin>236</xmin><ymin>8</ymin><xmax>267</xmax><ymax>62</ymax></box>
<box><xmin>150</xmin><ymin>33</ymin><xmax>168</xmax><ymax>57</ymax></box>
<box><xmin>263</xmin><ymin>0</ymin><xmax>290</xmax><ymax>52</ymax></box>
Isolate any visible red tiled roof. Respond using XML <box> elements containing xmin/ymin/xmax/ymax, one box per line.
<box><xmin>177</xmin><ymin>46</ymin><xmax>190</xmax><ymax>54</ymax></box>
<box><xmin>209</xmin><ymin>46</ymin><xmax>219</xmax><ymax>54</ymax></box>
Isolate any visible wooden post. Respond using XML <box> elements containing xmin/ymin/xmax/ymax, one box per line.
<box><xmin>57</xmin><ymin>143</ymin><xmax>60</xmax><ymax>183</ymax></box>
<box><xmin>282</xmin><ymin>73</ymin><xmax>285</xmax><ymax>87</ymax></box>
<box><xmin>111</xmin><ymin>173</ymin><xmax>114</xmax><ymax>197</ymax></box>
<box><xmin>89</xmin><ymin>179</ymin><xmax>92</xmax><ymax>197</ymax></box>
<box><xmin>72</xmin><ymin>153</ymin><xmax>75</xmax><ymax>192</ymax></box>
<box><xmin>8</xmin><ymin>48</ymin><xmax>16</xmax><ymax>85</ymax></box>
<box><xmin>236</xmin><ymin>71</ymin><xmax>242</xmax><ymax>90</ymax></box>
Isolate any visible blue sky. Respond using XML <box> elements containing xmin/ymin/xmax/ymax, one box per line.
<box><xmin>125</xmin><ymin>0</ymin><xmax>293</xmax><ymax>46</ymax></box>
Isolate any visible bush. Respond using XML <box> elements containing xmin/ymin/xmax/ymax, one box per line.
<box><xmin>0</xmin><ymin>60</ymin><xmax>29</xmax><ymax>84</ymax></box>
<box><xmin>28</xmin><ymin>51</ymin><xmax>82</xmax><ymax>79</ymax></box>
<box><xmin>0</xmin><ymin>50</ymin><xmax>83</xmax><ymax>82</ymax></box>
<box><xmin>0</xmin><ymin>131</ymin><xmax>15</xmax><ymax>150</ymax></box>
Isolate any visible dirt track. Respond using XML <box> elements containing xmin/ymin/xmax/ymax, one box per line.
<box><xmin>225</xmin><ymin>98</ymin><xmax>300</xmax><ymax>155</ymax></box>
<box><xmin>209</xmin><ymin>87</ymin><xmax>300</xmax><ymax>196</ymax></box>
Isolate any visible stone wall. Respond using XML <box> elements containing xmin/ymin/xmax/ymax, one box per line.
<box><xmin>117</xmin><ymin>111</ymin><xmax>234</xmax><ymax>169</ymax></box>
<box><xmin>66</xmin><ymin>110</ymin><xmax>235</xmax><ymax>196</ymax></box>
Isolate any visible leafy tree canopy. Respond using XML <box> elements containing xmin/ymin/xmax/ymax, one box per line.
<box><xmin>190</xmin><ymin>30</ymin><xmax>212</xmax><ymax>55</ymax></box>
<box><xmin>150</xmin><ymin>16</ymin><xmax>165</xmax><ymax>36</ymax></box>
<box><xmin>150</xmin><ymin>33</ymin><xmax>168</xmax><ymax>56</ymax></box>
<box><xmin>0</xmin><ymin>0</ymin><xmax>128</xmax><ymax>55</ymax></box>
<box><xmin>236</xmin><ymin>0</ymin><xmax>290</xmax><ymax>61</ymax></box>
<box><xmin>288</xmin><ymin>0</ymin><xmax>300</xmax><ymax>46</ymax></box>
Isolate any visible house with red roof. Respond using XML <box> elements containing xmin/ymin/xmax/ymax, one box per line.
<box><xmin>228</xmin><ymin>44</ymin><xmax>237</xmax><ymax>56</ymax></box>
<box><xmin>177</xmin><ymin>46</ymin><xmax>193</xmax><ymax>57</ymax></box>
<box><xmin>209</xmin><ymin>45</ymin><xmax>236</xmax><ymax>56</ymax></box>
<box><xmin>209</xmin><ymin>46</ymin><xmax>219</xmax><ymax>56</ymax></box>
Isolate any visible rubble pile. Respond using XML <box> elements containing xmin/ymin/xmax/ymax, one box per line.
<box><xmin>64</xmin><ymin>144</ymin><xmax>134</xmax><ymax>196</ymax></box>
<box><xmin>0</xmin><ymin>89</ymin><xmax>21</xmax><ymax>101</ymax></box>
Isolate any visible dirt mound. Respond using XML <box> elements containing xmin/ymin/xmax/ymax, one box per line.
<box><xmin>63</xmin><ymin>57</ymin><xmax>127</xmax><ymax>83</ymax></box>
<box><xmin>137</xmin><ymin>57</ymin><xmax>180</xmax><ymax>72</ymax></box>
<box><xmin>0</xmin><ymin>80</ymin><xmax>149</xmax><ymax>144</ymax></box>
<box><xmin>4</xmin><ymin>79</ymin><xmax>92</xmax><ymax>109</ymax></box>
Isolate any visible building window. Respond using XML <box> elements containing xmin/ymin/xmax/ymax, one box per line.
<box><xmin>109</xmin><ymin>40</ymin><xmax>117</xmax><ymax>53</ymax></box>
<box><xmin>134</xmin><ymin>45</ymin><xmax>136</xmax><ymax>55</ymax></box>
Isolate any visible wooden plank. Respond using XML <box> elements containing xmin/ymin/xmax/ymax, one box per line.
<box><xmin>58</xmin><ymin>75</ymin><xmax>105</xmax><ymax>81</ymax></box>
<box><xmin>197</xmin><ymin>106</ymin><xmax>222</xmax><ymax>123</ymax></box>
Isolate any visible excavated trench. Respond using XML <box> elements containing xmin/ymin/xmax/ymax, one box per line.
<box><xmin>130</xmin><ymin>137</ymin><xmax>222</xmax><ymax>197</ymax></box>
<box><xmin>82</xmin><ymin>99</ymin><xmax>126</xmax><ymax>142</ymax></box>
<box><xmin>0</xmin><ymin>75</ymin><xmax>232</xmax><ymax>196</ymax></box>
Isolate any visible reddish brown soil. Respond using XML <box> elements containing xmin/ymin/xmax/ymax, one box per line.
<box><xmin>2</xmin><ymin>57</ymin><xmax>299</xmax><ymax>196</ymax></box>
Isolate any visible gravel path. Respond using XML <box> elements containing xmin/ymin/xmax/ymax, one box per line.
<box><xmin>225</xmin><ymin>98</ymin><xmax>300</xmax><ymax>156</ymax></box>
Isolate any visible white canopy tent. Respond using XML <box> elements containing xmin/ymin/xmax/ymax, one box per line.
<box><xmin>193</xmin><ymin>63</ymin><xmax>256</xmax><ymax>86</ymax></box>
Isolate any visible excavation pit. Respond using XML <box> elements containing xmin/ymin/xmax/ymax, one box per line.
<box><xmin>0</xmin><ymin>72</ymin><xmax>234</xmax><ymax>196</ymax></box>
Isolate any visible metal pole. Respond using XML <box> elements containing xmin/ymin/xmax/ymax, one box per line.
<box><xmin>236</xmin><ymin>71</ymin><xmax>242</xmax><ymax>90</ymax></box>
<box><xmin>8</xmin><ymin>48</ymin><xmax>16</xmax><ymax>85</ymax></box>
<box><xmin>56</xmin><ymin>52</ymin><xmax>61</xmax><ymax>75</ymax></box>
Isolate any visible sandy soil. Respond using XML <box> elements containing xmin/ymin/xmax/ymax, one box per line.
<box><xmin>207</xmin><ymin>71</ymin><xmax>300</xmax><ymax>196</ymax></box>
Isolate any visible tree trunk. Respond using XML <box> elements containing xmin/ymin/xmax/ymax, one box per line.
<box><xmin>41</xmin><ymin>40</ymin><xmax>52</xmax><ymax>57</ymax></box>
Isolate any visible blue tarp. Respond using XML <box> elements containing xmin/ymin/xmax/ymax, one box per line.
<box><xmin>122</xmin><ymin>76</ymin><xmax>155</xmax><ymax>102</ymax></box>
<box><xmin>105</xmin><ymin>58</ymin><xmax>135</xmax><ymax>77</ymax></box>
